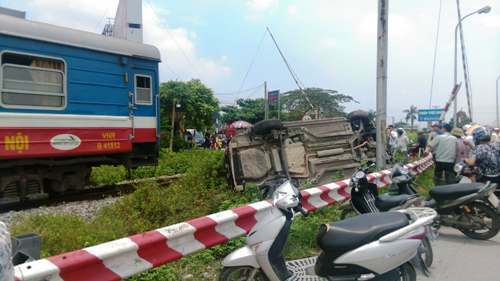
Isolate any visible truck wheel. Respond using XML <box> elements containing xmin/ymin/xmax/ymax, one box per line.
<box><xmin>252</xmin><ymin>120</ymin><xmax>283</xmax><ymax>136</ymax></box>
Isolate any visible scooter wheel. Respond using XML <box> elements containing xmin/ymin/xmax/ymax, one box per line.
<box><xmin>419</xmin><ymin>237</ymin><xmax>434</xmax><ymax>268</ymax></box>
<box><xmin>397</xmin><ymin>263</ymin><xmax>417</xmax><ymax>281</ymax></box>
<box><xmin>219</xmin><ymin>266</ymin><xmax>269</xmax><ymax>281</ymax></box>
<box><xmin>459</xmin><ymin>201</ymin><xmax>500</xmax><ymax>240</ymax></box>
<box><xmin>373</xmin><ymin>262</ymin><xmax>416</xmax><ymax>281</ymax></box>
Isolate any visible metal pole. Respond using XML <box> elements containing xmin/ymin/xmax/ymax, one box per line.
<box><xmin>456</xmin><ymin>0</ymin><xmax>473</xmax><ymax>121</ymax></box>
<box><xmin>496</xmin><ymin>75</ymin><xmax>500</xmax><ymax>128</ymax></box>
<box><xmin>264</xmin><ymin>81</ymin><xmax>268</xmax><ymax>120</ymax></box>
<box><xmin>277</xmin><ymin>90</ymin><xmax>281</xmax><ymax>120</ymax></box>
<box><xmin>169</xmin><ymin>99</ymin><xmax>176</xmax><ymax>151</ymax></box>
<box><xmin>376</xmin><ymin>0</ymin><xmax>388</xmax><ymax>168</ymax></box>
<box><xmin>453</xmin><ymin>24</ymin><xmax>458</xmax><ymax>127</ymax></box>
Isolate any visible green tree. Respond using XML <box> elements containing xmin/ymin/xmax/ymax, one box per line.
<box><xmin>220</xmin><ymin>98</ymin><xmax>266</xmax><ymax>124</ymax></box>
<box><xmin>280</xmin><ymin>88</ymin><xmax>355</xmax><ymax>121</ymax></box>
<box><xmin>403</xmin><ymin>105</ymin><xmax>418</xmax><ymax>131</ymax></box>
<box><xmin>394</xmin><ymin>120</ymin><xmax>409</xmax><ymax>129</ymax></box>
<box><xmin>449</xmin><ymin>110</ymin><xmax>471</xmax><ymax>128</ymax></box>
<box><xmin>159</xmin><ymin>80</ymin><xmax>219</xmax><ymax>148</ymax></box>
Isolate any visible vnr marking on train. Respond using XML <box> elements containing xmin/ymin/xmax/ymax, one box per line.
<box><xmin>102</xmin><ymin>132</ymin><xmax>117</xmax><ymax>139</ymax></box>
<box><xmin>4</xmin><ymin>133</ymin><xmax>29</xmax><ymax>153</ymax></box>
<box><xmin>97</xmin><ymin>142</ymin><xmax>121</xmax><ymax>150</ymax></box>
<box><xmin>97</xmin><ymin>131</ymin><xmax>121</xmax><ymax>150</ymax></box>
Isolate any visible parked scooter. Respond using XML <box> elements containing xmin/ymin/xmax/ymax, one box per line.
<box><xmin>390</xmin><ymin>165</ymin><xmax>500</xmax><ymax>240</ymax></box>
<box><xmin>220</xmin><ymin>120</ymin><xmax>437</xmax><ymax>281</ymax></box>
<box><xmin>344</xmin><ymin>164</ymin><xmax>435</xmax><ymax>268</ymax></box>
<box><xmin>220</xmin><ymin>178</ymin><xmax>437</xmax><ymax>281</ymax></box>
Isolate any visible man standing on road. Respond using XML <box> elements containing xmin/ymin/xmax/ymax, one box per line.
<box><xmin>427</xmin><ymin>123</ymin><xmax>442</xmax><ymax>145</ymax></box>
<box><xmin>427</xmin><ymin>123</ymin><xmax>458</xmax><ymax>185</ymax></box>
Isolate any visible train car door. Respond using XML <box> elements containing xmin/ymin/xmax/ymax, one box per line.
<box><xmin>131</xmin><ymin>70</ymin><xmax>157</xmax><ymax>144</ymax></box>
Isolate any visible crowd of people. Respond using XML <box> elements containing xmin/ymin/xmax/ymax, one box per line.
<box><xmin>184</xmin><ymin>130</ymin><xmax>227</xmax><ymax>150</ymax></box>
<box><xmin>387</xmin><ymin>124</ymin><xmax>500</xmax><ymax>186</ymax></box>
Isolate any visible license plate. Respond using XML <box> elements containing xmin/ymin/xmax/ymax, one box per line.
<box><xmin>488</xmin><ymin>194</ymin><xmax>500</xmax><ymax>208</ymax></box>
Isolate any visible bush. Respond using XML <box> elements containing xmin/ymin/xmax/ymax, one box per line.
<box><xmin>10</xmin><ymin>215</ymin><xmax>103</xmax><ymax>257</ymax></box>
<box><xmin>90</xmin><ymin>149</ymin><xmax>216</xmax><ymax>185</ymax></box>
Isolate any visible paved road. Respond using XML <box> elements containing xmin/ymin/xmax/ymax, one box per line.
<box><xmin>420</xmin><ymin>227</ymin><xmax>500</xmax><ymax>281</ymax></box>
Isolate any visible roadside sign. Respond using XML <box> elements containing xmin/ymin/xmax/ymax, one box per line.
<box><xmin>418</xmin><ymin>109</ymin><xmax>444</xmax><ymax>121</ymax></box>
<box><xmin>268</xmin><ymin>90</ymin><xmax>279</xmax><ymax>104</ymax></box>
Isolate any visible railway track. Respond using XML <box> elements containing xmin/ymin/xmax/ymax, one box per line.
<box><xmin>0</xmin><ymin>174</ymin><xmax>183</xmax><ymax>213</ymax></box>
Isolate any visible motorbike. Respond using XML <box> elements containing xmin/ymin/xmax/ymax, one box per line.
<box><xmin>454</xmin><ymin>162</ymin><xmax>500</xmax><ymax>200</ymax></box>
<box><xmin>220</xmin><ymin>120</ymin><xmax>437</xmax><ymax>281</ymax></box>
<box><xmin>390</xmin><ymin>164</ymin><xmax>500</xmax><ymax>240</ymax></box>
<box><xmin>343</xmin><ymin>163</ymin><xmax>435</xmax><ymax>268</ymax></box>
<box><xmin>220</xmin><ymin>178</ymin><xmax>438</xmax><ymax>281</ymax></box>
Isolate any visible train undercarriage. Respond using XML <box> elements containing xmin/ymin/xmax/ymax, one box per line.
<box><xmin>0</xmin><ymin>143</ymin><xmax>158</xmax><ymax>202</ymax></box>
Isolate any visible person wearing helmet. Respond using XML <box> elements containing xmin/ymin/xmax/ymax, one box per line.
<box><xmin>465</xmin><ymin>127</ymin><xmax>500</xmax><ymax>184</ymax></box>
<box><xmin>426</xmin><ymin>123</ymin><xmax>458</xmax><ymax>185</ymax></box>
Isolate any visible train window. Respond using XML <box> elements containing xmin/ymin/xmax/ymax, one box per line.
<box><xmin>0</xmin><ymin>52</ymin><xmax>66</xmax><ymax>109</ymax></box>
<box><xmin>135</xmin><ymin>75</ymin><xmax>152</xmax><ymax>105</ymax></box>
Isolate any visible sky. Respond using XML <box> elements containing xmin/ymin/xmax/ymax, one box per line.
<box><xmin>1</xmin><ymin>0</ymin><xmax>499</xmax><ymax>125</ymax></box>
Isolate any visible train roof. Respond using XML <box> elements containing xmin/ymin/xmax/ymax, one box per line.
<box><xmin>0</xmin><ymin>14</ymin><xmax>161</xmax><ymax>61</ymax></box>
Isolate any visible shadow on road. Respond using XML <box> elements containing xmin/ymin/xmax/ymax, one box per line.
<box><xmin>437</xmin><ymin>230</ymin><xmax>500</xmax><ymax>246</ymax></box>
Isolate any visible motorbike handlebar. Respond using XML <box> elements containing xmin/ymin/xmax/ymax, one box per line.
<box><xmin>294</xmin><ymin>205</ymin><xmax>309</xmax><ymax>217</ymax></box>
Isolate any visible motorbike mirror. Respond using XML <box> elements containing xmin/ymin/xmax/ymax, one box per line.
<box><xmin>272</xmin><ymin>180</ymin><xmax>300</xmax><ymax>210</ymax></box>
<box><xmin>454</xmin><ymin>163</ymin><xmax>465</xmax><ymax>174</ymax></box>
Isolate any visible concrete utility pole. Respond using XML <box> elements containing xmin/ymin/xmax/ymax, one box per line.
<box><xmin>496</xmin><ymin>75</ymin><xmax>500</xmax><ymax>128</ymax></box>
<box><xmin>169</xmin><ymin>99</ymin><xmax>176</xmax><ymax>151</ymax></box>
<box><xmin>376</xmin><ymin>0</ymin><xmax>389</xmax><ymax>168</ymax></box>
<box><xmin>455</xmin><ymin>0</ymin><xmax>470</xmax><ymax>122</ymax></box>
<box><xmin>454</xmin><ymin>2</ymin><xmax>491</xmax><ymax>124</ymax></box>
<box><xmin>264</xmin><ymin>81</ymin><xmax>268</xmax><ymax>120</ymax></box>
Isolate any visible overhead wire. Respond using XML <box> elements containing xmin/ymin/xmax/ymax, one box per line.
<box><xmin>428</xmin><ymin>0</ymin><xmax>442</xmax><ymax>107</ymax></box>
<box><xmin>215</xmin><ymin>83</ymin><xmax>264</xmax><ymax>96</ymax></box>
<box><xmin>144</xmin><ymin>0</ymin><xmax>203</xmax><ymax>81</ymax></box>
<box><xmin>266</xmin><ymin>27</ymin><xmax>315</xmax><ymax>112</ymax></box>
<box><xmin>237</xmin><ymin>30</ymin><xmax>268</xmax><ymax>95</ymax></box>
<box><xmin>94</xmin><ymin>7</ymin><xmax>111</xmax><ymax>33</ymax></box>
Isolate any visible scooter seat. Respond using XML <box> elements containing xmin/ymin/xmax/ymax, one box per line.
<box><xmin>316</xmin><ymin>212</ymin><xmax>409</xmax><ymax>260</ymax></box>
<box><xmin>429</xmin><ymin>183</ymin><xmax>482</xmax><ymax>202</ymax></box>
<box><xmin>376</xmin><ymin>194</ymin><xmax>417</xmax><ymax>211</ymax></box>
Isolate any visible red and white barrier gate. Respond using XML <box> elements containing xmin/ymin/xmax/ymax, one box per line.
<box><xmin>13</xmin><ymin>156</ymin><xmax>433</xmax><ymax>281</ymax></box>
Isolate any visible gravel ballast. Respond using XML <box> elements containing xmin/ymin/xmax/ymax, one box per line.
<box><xmin>0</xmin><ymin>197</ymin><xmax>119</xmax><ymax>228</ymax></box>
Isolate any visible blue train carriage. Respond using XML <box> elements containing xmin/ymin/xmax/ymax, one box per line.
<box><xmin>0</xmin><ymin>14</ymin><xmax>161</xmax><ymax>201</ymax></box>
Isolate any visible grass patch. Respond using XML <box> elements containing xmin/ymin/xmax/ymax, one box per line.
<box><xmin>414</xmin><ymin>166</ymin><xmax>435</xmax><ymax>196</ymax></box>
<box><xmin>11</xmin><ymin>149</ymin><xmax>434</xmax><ymax>281</ymax></box>
<box><xmin>90</xmin><ymin>149</ymin><xmax>209</xmax><ymax>185</ymax></box>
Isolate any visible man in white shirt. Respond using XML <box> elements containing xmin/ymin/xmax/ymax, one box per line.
<box><xmin>427</xmin><ymin>123</ymin><xmax>458</xmax><ymax>185</ymax></box>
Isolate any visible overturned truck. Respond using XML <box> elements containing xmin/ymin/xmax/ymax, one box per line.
<box><xmin>226</xmin><ymin>112</ymin><xmax>376</xmax><ymax>190</ymax></box>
